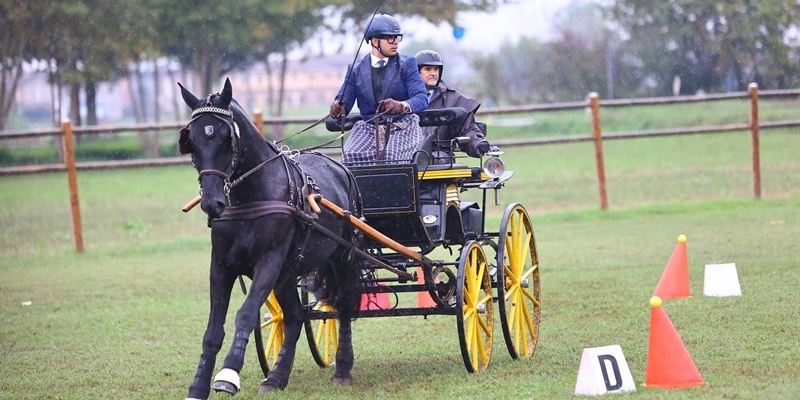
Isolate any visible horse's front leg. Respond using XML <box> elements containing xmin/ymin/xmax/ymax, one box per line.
<box><xmin>258</xmin><ymin>279</ymin><xmax>305</xmax><ymax>392</ymax></box>
<box><xmin>186</xmin><ymin>260</ymin><xmax>235</xmax><ymax>400</ymax></box>
<box><xmin>212</xmin><ymin>245</ymin><xmax>291</xmax><ymax>395</ymax></box>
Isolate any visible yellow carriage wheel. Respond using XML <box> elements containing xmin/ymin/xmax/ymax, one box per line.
<box><xmin>496</xmin><ymin>203</ymin><xmax>541</xmax><ymax>359</ymax></box>
<box><xmin>254</xmin><ymin>290</ymin><xmax>283</xmax><ymax>378</ymax></box>
<box><xmin>456</xmin><ymin>241</ymin><xmax>494</xmax><ymax>373</ymax></box>
<box><xmin>302</xmin><ymin>290</ymin><xmax>338</xmax><ymax>368</ymax></box>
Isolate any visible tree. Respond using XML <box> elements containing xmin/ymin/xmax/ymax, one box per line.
<box><xmin>609</xmin><ymin>0</ymin><xmax>800</xmax><ymax>94</ymax></box>
<box><xmin>4</xmin><ymin>0</ymin><xmax>502</xmax><ymax>131</ymax></box>
<box><xmin>146</xmin><ymin>0</ymin><xmax>260</xmax><ymax>96</ymax></box>
<box><xmin>72</xmin><ymin>0</ymin><xmax>140</xmax><ymax>125</ymax></box>
<box><xmin>470</xmin><ymin>1</ymin><xmax>635</xmax><ymax>104</ymax></box>
<box><xmin>0</xmin><ymin>1</ymin><xmax>49</xmax><ymax>130</ymax></box>
<box><xmin>247</xmin><ymin>0</ymin><xmax>332</xmax><ymax>140</ymax></box>
<box><xmin>2</xmin><ymin>0</ymin><xmax>142</xmax><ymax>130</ymax></box>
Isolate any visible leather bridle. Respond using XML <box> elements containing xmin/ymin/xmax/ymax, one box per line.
<box><xmin>181</xmin><ymin>103</ymin><xmax>282</xmax><ymax>204</ymax></box>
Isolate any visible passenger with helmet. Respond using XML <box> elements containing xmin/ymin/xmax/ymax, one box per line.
<box><xmin>330</xmin><ymin>13</ymin><xmax>429</xmax><ymax>165</ymax></box>
<box><xmin>415</xmin><ymin>49</ymin><xmax>490</xmax><ymax>164</ymax></box>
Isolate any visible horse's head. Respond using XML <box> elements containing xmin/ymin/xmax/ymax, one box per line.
<box><xmin>178</xmin><ymin>78</ymin><xmax>240</xmax><ymax>219</ymax></box>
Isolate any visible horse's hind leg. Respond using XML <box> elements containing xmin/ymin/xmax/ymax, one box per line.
<box><xmin>259</xmin><ymin>280</ymin><xmax>304</xmax><ymax>392</ymax></box>
<box><xmin>187</xmin><ymin>267</ymin><xmax>236</xmax><ymax>400</ymax></box>
<box><xmin>331</xmin><ymin>261</ymin><xmax>359</xmax><ymax>386</ymax></box>
<box><xmin>331</xmin><ymin>316</ymin><xmax>354</xmax><ymax>386</ymax></box>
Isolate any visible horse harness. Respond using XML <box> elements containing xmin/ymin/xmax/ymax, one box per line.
<box><xmin>185</xmin><ymin>101</ymin><xmax>362</xmax><ymax>291</ymax></box>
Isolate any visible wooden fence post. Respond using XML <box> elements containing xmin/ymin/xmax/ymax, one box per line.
<box><xmin>748</xmin><ymin>83</ymin><xmax>761</xmax><ymax>199</ymax></box>
<box><xmin>62</xmin><ymin>121</ymin><xmax>84</xmax><ymax>253</ymax></box>
<box><xmin>589</xmin><ymin>93</ymin><xmax>608</xmax><ymax>210</ymax></box>
<box><xmin>253</xmin><ymin>109</ymin><xmax>265</xmax><ymax>139</ymax></box>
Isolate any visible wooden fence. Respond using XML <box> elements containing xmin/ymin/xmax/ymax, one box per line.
<box><xmin>1</xmin><ymin>84</ymin><xmax>798</xmax><ymax>252</ymax></box>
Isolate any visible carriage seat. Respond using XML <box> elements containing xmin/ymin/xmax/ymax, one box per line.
<box><xmin>412</xmin><ymin>133</ymin><xmax>470</xmax><ymax>170</ymax></box>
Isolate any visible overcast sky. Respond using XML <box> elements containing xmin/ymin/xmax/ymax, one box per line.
<box><xmin>403</xmin><ymin>0</ymin><xmax>574</xmax><ymax>51</ymax></box>
<box><xmin>310</xmin><ymin>1</ymin><xmax>576</xmax><ymax>57</ymax></box>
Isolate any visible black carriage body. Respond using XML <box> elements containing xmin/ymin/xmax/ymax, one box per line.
<box><xmin>349</xmin><ymin>162</ymin><xmax>486</xmax><ymax>254</ymax></box>
<box><xmin>257</xmin><ymin>107</ymin><xmax>541</xmax><ymax>375</ymax></box>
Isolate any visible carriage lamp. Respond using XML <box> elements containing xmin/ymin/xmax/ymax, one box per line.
<box><xmin>482</xmin><ymin>147</ymin><xmax>505</xmax><ymax>178</ymax></box>
<box><xmin>482</xmin><ymin>147</ymin><xmax>507</xmax><ymax>205</ymax></box>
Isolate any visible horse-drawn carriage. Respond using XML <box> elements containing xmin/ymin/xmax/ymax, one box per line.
<box><xmin>178</xmin><ymin>79</ymin><xmax>540</xmax><ymax>399</ymax></box>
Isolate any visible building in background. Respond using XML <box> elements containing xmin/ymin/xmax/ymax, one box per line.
<box><xmin>12</xmin><ymin>53</ymin><xmax>354</xmax><ymax>129</ymax></box>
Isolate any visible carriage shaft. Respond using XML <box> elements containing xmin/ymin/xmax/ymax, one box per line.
<box><xmin>310</xmin><ymin>194</ymin><xmax>432</xmax><ymax>268</ymax></box>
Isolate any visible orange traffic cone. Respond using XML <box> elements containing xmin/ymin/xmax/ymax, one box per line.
<box><xmin>361</xmin><ymin>284</ymin><xmax>390</xmax><ymax>310</ymax></box>
<box><xmin>653</xmin><ymin>235</ymin><xmax>690</xmax><ymax>299</ymax></box>
<box><xmin>417</xmin><ymin>267</ymin><xmax>436</xmax><ymax>307</ymax></box>
<box><xmin>644</xmin><ymin>296</ymin><xmax>705</xmax><ymax>388</ymax></box>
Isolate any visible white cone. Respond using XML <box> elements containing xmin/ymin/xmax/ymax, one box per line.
<box><xmin>703</xmin><ymin>263</ymin><xmax>742</xmax><ymax>297</ymax></box>
<box><xmin>574</xmin><ymin>345</ymin><xmax>636</xmax><ymax>396</ymax></box>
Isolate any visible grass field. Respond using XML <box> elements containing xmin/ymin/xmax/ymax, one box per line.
<box><xmin>0</xmin><ymin>111</ymin><xmax>799</xmax><ymax>399</ymax></box>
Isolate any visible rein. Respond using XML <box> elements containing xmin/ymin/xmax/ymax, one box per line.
<box><xmin>228</xmin><ymin>152</ymin><xmax>282</xmax><ymax>189</ymax></box>
<box><xmin>274</xmin><ymin>114</ymin><xmax>328</xmax><ymax>145</ymax></box>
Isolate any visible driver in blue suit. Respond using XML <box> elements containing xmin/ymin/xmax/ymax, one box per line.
<box><xmin>330</xmin><ymin>13</ymin><xmax>429</xmax><ymax>164</ymax></box>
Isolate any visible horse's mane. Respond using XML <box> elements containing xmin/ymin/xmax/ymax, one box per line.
<box><xmin>229</xmin><ymin>99</ymin><xmax>259</xmax><ymax>135</ymax></box>
<box><xmin>228</xmin><ymin>98</ymin><xmax>282</xmax><ymax>153</ymax></box>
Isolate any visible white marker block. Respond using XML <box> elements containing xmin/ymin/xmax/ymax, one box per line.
<box><xmin>574</xmin><ymin>345</ymin><xmax>636</xmax><ymax>396</ymax></box>
<box><xmin>704</xmin><ymin>263</ymin><xmax>742</xmax><ymax>297</ymax></box>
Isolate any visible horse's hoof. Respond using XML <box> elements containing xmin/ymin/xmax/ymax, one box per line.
<box><xmin>332</xmin><ymin>376</ymin><xmax>352</xmax><ymax>386</ymax></box>
<box><xmin>212</xmin><ymin>380</ymin><xmax>238</xmax><ymax>395</ymax></box>
<box><xmin>212</xmin><ymin>368</ymin><xmax>241</xmax><ymax>395</ymax></box>
<box><xmin>258</xmin><ymin>379</ymin><xmax>283</xmax><ymax>394</ymax></box>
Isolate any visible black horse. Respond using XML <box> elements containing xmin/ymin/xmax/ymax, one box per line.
<box><xmin>178</xmin><ymin>78</ymin><xmax>362</xmax><ymax>399</ymax></box>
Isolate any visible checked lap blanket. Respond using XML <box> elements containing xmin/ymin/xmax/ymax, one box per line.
<box><xmin>341</xmin><ymin>114</ymin><xmax>422</xmax><ymax>165</ymax></box>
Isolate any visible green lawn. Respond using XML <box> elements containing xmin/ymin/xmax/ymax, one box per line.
<box><xmin>1</xmin><ymin>197</ymin><xmax>798</xmax><ymax>399</ymax></box>
<box><xmin>0</xmin><ymin>108</ymin><xmax>798</xmax><ymax>399</ymax></box>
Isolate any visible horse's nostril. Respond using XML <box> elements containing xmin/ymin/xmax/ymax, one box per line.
<box><xmin>201</xmin><ymin>198</ymin><xmax>227</xmax><ymax>219</ymax></box>
<box><xmin>213</xmin><ymin>201</ymin><xmax>226</xmax><ymax>216</ymax></box>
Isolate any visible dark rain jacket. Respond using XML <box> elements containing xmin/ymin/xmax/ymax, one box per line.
<box><xmin>422</xmin><ymin>80</ymin><xmax>485</xmax><ymax>161</ymax></box>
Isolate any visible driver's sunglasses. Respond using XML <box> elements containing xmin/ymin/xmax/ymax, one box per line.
<box><xmin>381</xmin><ymin>35</ymin><xmax>403</xmax><ymax>44</ymax></box>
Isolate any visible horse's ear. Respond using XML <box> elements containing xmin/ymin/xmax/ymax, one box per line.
<box><xmin>178</xmin><ymin>82</ymin><xmax>200</xmax><ymax>109</ymax></box>
<box><xmin>220</xmin><ymin>78</ymin><xmax>232</xmax><ymax>107</ymax></box>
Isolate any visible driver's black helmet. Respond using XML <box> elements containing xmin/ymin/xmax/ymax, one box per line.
<box><xmin>364</xmin><ymin>14</ymin><xmax>404</xmax><ymax>42</ymax></box>
<box><xmin>415</xmin><ymin>50</ymin><xmax>444</xmax><ymax>83</ymax></box>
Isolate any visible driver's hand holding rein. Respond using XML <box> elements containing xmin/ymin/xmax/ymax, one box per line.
<box><xmin>329</xmin><ymin>101</ymin><xmax>343</xmax><ymax>117</ymax></box>
<box><xmin>378</xmin><ymin>98</ymin><xmax>410</xmax><ymax>114</ymax></box>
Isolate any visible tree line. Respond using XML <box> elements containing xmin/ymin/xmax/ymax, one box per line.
<box><xmin>471</xmin><ymin>0</ymin><xmax>799</xmax><ymax>104</ymax></box>
<box><xmin>1</xmin><ymin>0</ymin><xmax>798</xmax><ymax>132</ymax></box>
<box><xmin>0</xmin><ymin>0</ymin><xmax>499</xmax><ymax>132</ymax></box>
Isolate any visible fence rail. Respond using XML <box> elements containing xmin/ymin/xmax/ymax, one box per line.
<box><xmin>1</xmin><ymin>85</ymin><xmax>798</xmax><ymax>252</ymax></box>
